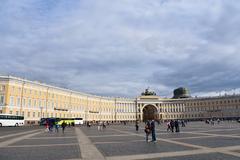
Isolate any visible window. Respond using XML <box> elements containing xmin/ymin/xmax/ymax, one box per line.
<box><xmin>33</xmin><ymin>112</ymin><xmax>35</xmax><ymax>117</ymax></box>
<box><xmin>28</xmin><ymin>112</ymin><xmax>30</xmax><ymax>117</ymax></box>
<box><xmin>43</xmin><ymin>100</ymin><xmax>46</xmax><ymax>107</ymax></box>
<box><xmin>17</xmin><ymin>97</ymin><xmax>21</xmax><ymax>107</ymax></box>
<box><xmin>0</xmin><ymin>95</ymin><xmax>4</xmax><ymax>105</ymax></box>
<box><xmin>28</xmin><ymin>99</ymin><xmax>31</xmax><ymax>108</ymax></box>
<box><xmin>23</xmin><ymin>99</ymin><xmax>26</xmax><ymax>106</ymax></box>
<box><xmin>0</xmin><ymin>85</ymin><xmax>5</xmax><ymax>91</ymax></box>
<box><xmin>34</xmin><ymin>100</ymin><xmax>37</xmax><ymax>107</ymax></box>
<box><xmin>10</xmin><ymin>96</ymin><xmax>14</xmax><ymax>106</ymax></box>
<box><xmin>39</xmin><ymin>100</ymin><xmax>41</xmax><ymax>107</ymax></box>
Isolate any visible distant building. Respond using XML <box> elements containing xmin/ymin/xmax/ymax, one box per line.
<box><xmin>0</xmin><ymin>75</ymin><xmax>239</xmax><ymax>124</ymax></box>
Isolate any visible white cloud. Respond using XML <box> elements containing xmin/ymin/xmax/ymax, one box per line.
<box><xmin>0</xmin><ymin>0</ymin><xmax>240</xmax><ymax>97</ymax></box>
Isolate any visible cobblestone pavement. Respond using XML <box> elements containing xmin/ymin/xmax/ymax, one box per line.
<box><xmin>0</xmin><ymin>126</ymin><xmax>80</xmax><ymax>160</ymax></box>
<box><xmin>81</xmin><ymin>121</ymin><xmax>240</xmax><ymax>160</ymax></box>
<box><xmin>0</xmin><ymin>121</ymin><xmax>240</xmax><ymax>160</ymax></box>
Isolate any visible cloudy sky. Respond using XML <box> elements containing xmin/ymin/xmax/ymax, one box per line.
<box><xmin>1</xmin><ymin>0</ymin><xmax>240</xmax><ymax>98</ymax></box>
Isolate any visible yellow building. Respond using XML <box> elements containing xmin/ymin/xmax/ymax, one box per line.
<box><xmin>0</xmin><ymin>76</ymin><xmax>136</xmax><ymax>124</ymax></box>
<box><xmin>0</xmin><ymin>76</ymin><xmax>239</xmax><ymax>124</ymax></box>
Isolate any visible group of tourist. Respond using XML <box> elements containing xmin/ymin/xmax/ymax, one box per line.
<box><xmin>166</xmin><ymin>120</ymin><xmax>183</xmax><ymax>132</ymax></box>
<box><xmin>144</xmin><ymin>120</ymin><xmax>156</xmax><ymax>142</ymax></box>
<box><xmin>45</xmin><ymin>121</ymin><xmax>67</xmax><ymax>133</ymax></box>
<box><xmin>86</xmin><ymin>121</ymin><xmax>109</xmax><ymax>129</ymax></box>
<box><xmin>205</xmin><ymin>118</ymin><xmax>221</xmax><ymax>125</ymax></box>
<box><xmin>143</xmin><ymin>119</ymin><xmax>186</xmax><ymax>142</ymax></box>
<box><xmin>97</xmin><ymin>121</ymin><xmax>107</xmax><ymax>130</ymax></box>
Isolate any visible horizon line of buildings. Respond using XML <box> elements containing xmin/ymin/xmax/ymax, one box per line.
<box><xmin>0</xmin><ymin>75</ymin><xmax>239</xmax><ymax>124</ymax></box>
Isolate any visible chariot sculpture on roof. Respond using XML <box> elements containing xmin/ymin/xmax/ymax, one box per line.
<box><xmin>141</xmin><ymin>88</ymin><xmax>156</xmax><ymax>96</ymax></box>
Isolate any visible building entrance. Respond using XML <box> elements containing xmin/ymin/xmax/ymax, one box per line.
<box><xmin>142</xmin><ymin>105</ymin><xmax>158</xmax><ymax>122</ymax></box>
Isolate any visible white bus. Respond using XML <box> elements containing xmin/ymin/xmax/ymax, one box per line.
<box><xmin>0</xmin><ymin>114</ymin><xmax>24</xmax><ymax>127</ymax></box>
<box><xmin>74</xmin><ymin>118</ymin><xmax>84</xmax><ymax>125</ymax></box>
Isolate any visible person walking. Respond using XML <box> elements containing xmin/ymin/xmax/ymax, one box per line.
<box><xmin>181</xmin><ymin>120</ymin><xmax>185</xmax><ymax>127</ymax></box>
<box><xmin>103</xmin><ymin>121</ymin><xmax>106</xmax><ymax>129</ymax></box>
<box><xmin>167</xmin><ymin>121</ymin><xmax>171</xmax><ymax>132</ymax></box>
<box><xmin>170</xmin><ymin>120</ymin><xmax>174</xmax><ymax>132</ymax></box>
<box><xmin>150</xmin><ymin>119</ymin><xmax>156</xmax><ymax>142</ymax></box>
<box><xmin>49</xmin><ymin>121</ymin><xmax>53</xmax><ymax>132</ymax></box>
<box><xmin>55</xmin><ymin>122</ymin><xmax>59</xmax><ymax>133</ymax></box>
<box><xmin>45</xmin><ymin>122</ymin><xmax>49</xmax><ymax>132</ymax></box>
<box><xmin>61</xmin><ymin>121</ymin><xmax>67</xmax><ymax>134</ymax></box>
<box><xmin>175</xmin><ymin>120</ymin><xmax>180</xmax><ymax>132</ymax></box>
<box><xmin>144</xmin><ymin>120</ymin><xmax>151</xmax><ymax>142</ymax></box>
<box><xmin>97</xmin><ymin>121</ymin><xmax>102</xmax><ymax>131</ymax></box>
<box><xmin>135</xmin><ymin>121</ymin><xmax>139</xmax><ymax>131</ymax></box>
<box><xmin>217</xmin><ymin>119</ymin><xmax>220</xmax><ymax>124</ymax></box>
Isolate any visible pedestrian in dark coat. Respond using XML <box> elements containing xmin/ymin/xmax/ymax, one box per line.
<box><xmin>150</xmin><ymin>120</ymin><xmax>156</xmax><ymax>142</ymax></box>
<box><xmin>170</xmin><ymin>120</ymin><xmax>174</xmax><ymax>132</ymax></box>
<box><xmin>175</xmin><ymin>120</ymin><xmax>180</xmax><ymax>132</ymax></box>
<box><xmin>135</xmin><ymin>121</ymin><xmax>139</xmax><ymax>131</ymax></box>
<box><xmin>61</xmin><ymin>121</ymin><xmax>67</xmax><ymax>134</ymax></box>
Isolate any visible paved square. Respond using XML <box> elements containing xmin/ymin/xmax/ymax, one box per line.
<box><xmin>95</xmin><ymin>140</ymin><xmax>195</xmax><ymax>156</ymax></box>
<box><xmin>0</xmin><ymin>127</ymin><xmax>81</xmax><ymax>160</ymax></box>
<box><xmin>81</xmin><ymin>121</ymin><xmax>240</xmax><ymax>160</ymax></box>
<box><xmin>174</xmin><ymin>136</ymin><xmax>240</xmax><ymax>148</ymax></box>
<box><xmin>148</xmin><ymin>153</ymin><xmax>240</xmax><ymax>160</ymax></box>
<box><xmin>0</xmin><ymin>121</ymin><xmax>240</xmax><ymax>160</ymax></box>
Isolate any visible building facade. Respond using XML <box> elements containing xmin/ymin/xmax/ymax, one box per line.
<box><xmin>0</xmin><ymin>76</ymin><xmax>239</xmax><ymax>124</ymax></box>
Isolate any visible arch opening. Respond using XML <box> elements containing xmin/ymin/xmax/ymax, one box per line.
<box><xmin>142</xmin><ymin>105</ymin><xmax>159</xmax><ymax>122</ymax></box>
